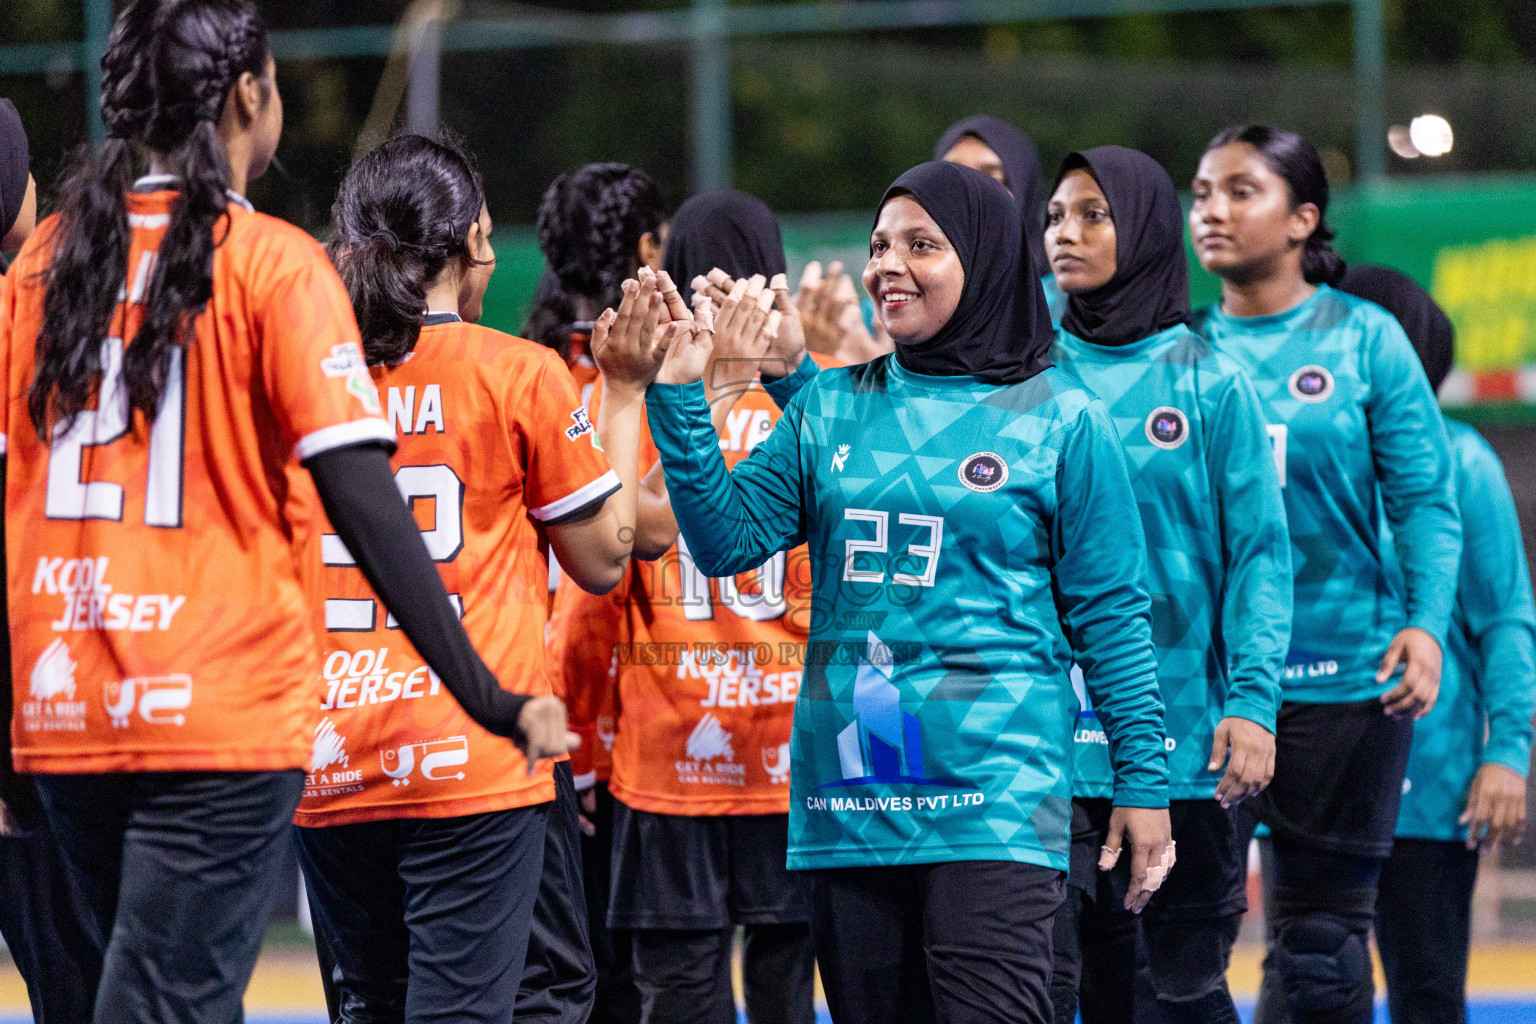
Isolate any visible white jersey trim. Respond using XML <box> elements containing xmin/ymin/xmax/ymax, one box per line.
<box><xmin>571</xmin><ymin>770</ymin><xmax>597</xmax><ymax>792</ymax></box>
<box><xmin>129</xmin><ymin>175</ymin><xmax>253</xmax><ymax>212</ymax></box>
<box><xmin>530</xmin><ymin>470</ymin><xmax>621</xmax><ymax>523</ymax></box>
<box><xmin>294</xmin><ymin>418</ymin><xmax>397</xmax><ymax>462</ymax></box>
<box><xmin>0</xmin><ymin>432</ymin><xmax>7</xmax><ymax>455</ymax></box>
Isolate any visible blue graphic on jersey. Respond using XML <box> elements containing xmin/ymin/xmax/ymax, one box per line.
<box><xmin>825</xmin><ymin>633</ymin><xmax>969</xmax><ymax>789</ymax></box>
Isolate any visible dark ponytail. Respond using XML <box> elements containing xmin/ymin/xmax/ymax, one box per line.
<box><xmin>1206</xmin><ymin>124</ymin><xmax>1346</xmax><ymax>287</ymax></box>
<box><xmin>328</xmin><ymin>133</ymin><xmax>486</xmax><ymax>366</ymax></box>
<box><xmin>32</xmin><ymin>0</ymin><xmax>270</xmax><ymax>440</ymax></box>
<box><xmin>526</xmin><ymin>163</ymin><xmax>665</xmax><ymax>358</ymax></box>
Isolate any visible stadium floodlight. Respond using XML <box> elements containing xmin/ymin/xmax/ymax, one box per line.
<box><xmin>1408</xmin><ymin>114</ymin><xmax>1453</xmax><ymax>158</ymax></box>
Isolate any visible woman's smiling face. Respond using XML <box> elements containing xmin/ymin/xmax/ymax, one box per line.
<box><xmin>863</xmin><ymin>195</ymin><xmax>965</xmax><ymax>347</ymax></box>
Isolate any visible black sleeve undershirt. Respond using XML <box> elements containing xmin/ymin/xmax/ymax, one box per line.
<box><xmin>304</xmin><ymin>442</ymin><xmax>530</xmax><ymax>740</ymax></box>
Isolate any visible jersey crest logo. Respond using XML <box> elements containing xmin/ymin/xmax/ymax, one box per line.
<box><xmin>311</xmin><ymin>718</ymin><xmax>349</xmax><ymax>773</ymax></box>
<box><xmin>104</xmin><ymin>675</ymin><xmax>192</xmax><ymax>728</ymax></box>
<box><xmin>1288</xmin><ymin>364</ymin><xmax>1334</xmax><ymax>403</ymax></box>
<box><xmin>686</xmin><ymin>712</ymin><xmax>735</xmax><ymax>762</ymax></box>
<box><xmin>1144</xmin><ymin>406</ymin><xmax>1189</xmax><ymax>450</ymax></box>
<box><xmin>958</xmin><ymin>452</ymin><xmax>1008</xmax><ymax>492</ymax></box>
<box><xmin>381</xmin><ymin>736</ymin><xmax>470</xmax><ymax>786</ymax></box>
<box><xmin>831</xmin><ymin>444</ymin><xmax>851</xmax><ymax>473</ymax></box>
<box><xmin>763</xmin><ymin>743</ymin><xmax>791</xmax><ymax>785</ymax></box>
<box><xmin>565</xmin><ymin>407</ymin><xmax>594</xmax><ymax>442</ymax></box>
<box><xmin>30</xmin><ymin>638</ymin><xmax>77</xmax><ymax>701</ymax></box>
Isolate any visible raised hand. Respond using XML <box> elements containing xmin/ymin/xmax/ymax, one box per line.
<box><xmin>691</xmin><ymin>268</ymin><xmax>806</xmax><ymax>380</ymax></box>
<box><xmin>655</xmin><ymin>292</ymin><xmax>716</xmax><ymax>386</ymax></box>
<box><xmin>590</xmin><ymin>270</ymin><xmax>666</xmax><ymax>392</ymax></box>
<box><xmin>702</xmin><ymin>273</ymin><xmax>775</xmax><ymax>399</ymax></box>
<box><xmin>796</xmin><ymin>260</ymin><xmax>849</xmax><ymax>356</ymax></box>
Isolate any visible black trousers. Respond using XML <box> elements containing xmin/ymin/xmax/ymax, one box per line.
<box><xmin>34</xmin><ymin>769</ymin><xmax>305</xmax><ymax>1024</ymax></box>
<box><xmin>810</xmin><ymin>860</ymin><xmax>1064</xmax><ymax>1024</ymax></box>
<box><xmin>629</xmin><ymin>921</ymin><xmax>816</xmax><ymax>1024</ymax></box>
<box><xmin>1246</xmin><ymin>699</ymin><xmax>1413</xmax><ymax>1024</ymax></box>
<box><xmin>1256</xmin><ymin>836</ymin><xmax>1482</xmax><ymax>1024</ymax></box>
<box><xmin>1052</xmin><ymin>799</ymin><xmax>1244</xmax><ymax>1024</ymax></box>
<box><xmin>0</xmin><ymin>778</ymin><xmax>99</xmax><ymax>1023</ymax></box>
<box><xmin>610</xmin><ymin>803</ymin><xmax>814</xmax><ymax>1024</ymax></box>
<box><xmin>580</xmin><ymin>782</ymin><xmax>639</xmax><ymax>1024</ymax></box>
<box><xmin>296</xmin><ymin>800</ymin><xmax>548</xmax><ymax>1024</ymax></box>
<box><xmin>518</xmin><ymin>762</ymin><xmax>599</xmax><ymax>1024</ymax></box>
<box><xmin>1375</xmin><ymin>838</ymin><xmax>1480</xmax><ymax>1024</ymax></box>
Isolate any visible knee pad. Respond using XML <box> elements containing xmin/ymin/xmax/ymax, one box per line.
<box><xmin>1271</xmin><ymin>886</ymin><xmax>1375</xmax><ymax>1023</ymax></box>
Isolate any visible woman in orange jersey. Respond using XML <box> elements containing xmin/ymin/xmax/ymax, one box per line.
<box><xmin>0</xmin><ymin>4</ymin><xmax>585</xmax><ymax>1022</ymax></box>
<box><xmin>294</xmin><ymin>133</ymin><xmax>669</xmax><ymax>1023</ymax></box>
<box><xmin>533</xmin><ymin>162</ymin><xmax>669</xmax><ymax>1024</ymax></box>
<box><xmin>595</xmin><ymin>190</ymin><xmax>819</xmax><ymax>1024</ymax></box>
<box><xmin>0</xmin><ymin>95</ymin><xmax>97</xmax><ymax>1024</ymax></box>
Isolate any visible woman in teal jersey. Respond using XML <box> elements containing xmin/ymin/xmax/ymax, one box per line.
<box><xmin>1253</xmin><ymin>266</ymin><xmax>1535</xmax><ymax>1024</ymax></box>
<box><xmin>1048</xmin><ymin>145</ymin><xmax>1291</xmax><ymax>1024</ymax></box>
<box><xmin>934</xmin><ymin>115</ymin><xmax>1068</xmax><ymax>326</ymax></box>
<box><xmin>600</xmin><ymin>159</ymin><xmax>1172</xmax><ymax>1024</ymax></box>
<box><xmin>1188</xmin><ymin>126</ymin><xmax>1462</xmax><ymax>1024</ymax></box>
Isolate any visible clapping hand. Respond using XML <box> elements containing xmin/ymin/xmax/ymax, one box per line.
<box><xmin>592</xmin><ymin>268</ymin><xmax>704</xmax><ymax>392</ymax></box>
<box><xmin>691</xmin><ymin>268</ymin><xmax>806</xmax><ymax>382</ymax></box>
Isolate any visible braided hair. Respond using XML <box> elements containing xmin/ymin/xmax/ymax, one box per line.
<box><xmin>525</xmin><ymin>163</ymin><xmax>665</xmax><ymax>358</ymax></box>
<box><xmin>31</xmin><ymin>0</ymin><xmax>271</xmax><ymax>440</ymax></box>
<box><xmin>328</xmin><ymin>133</ymin><xmax>487</xmax><ymax>366</ymax></box>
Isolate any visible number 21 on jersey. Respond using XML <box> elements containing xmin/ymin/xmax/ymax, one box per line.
<box><xmin>45</xmin><ymin>336</ymin><xmax>186</xmax><ymax>527</ymax></box>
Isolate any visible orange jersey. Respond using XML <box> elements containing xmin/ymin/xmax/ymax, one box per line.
<box><xmin>603</xmin><ymin>357</ymin><xmax>835</xmax><ymax>817</ymax></box>
<box><xmin>546</xmin><ymin>571</ymin><xmax>623</xmax><ymax>786</ymax></box>
<box><xmin>294</xmin><ymin>317</ymin><xmax>617</xmax><ymax>827</ymax></box>
<box><xmin>2</xmin><ymin>187</ymin><xmax>394</xmax><ymax>774</ymax></box>
<box><xmin>544</xmin><ymin>327</ymin><xmax>620</xmax><ymax>785</ymax></box>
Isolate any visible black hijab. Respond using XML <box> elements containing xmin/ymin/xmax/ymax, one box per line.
<box><xmin>0</xmin><ymin>99</ymin><xmax>29</xmax><ymax>239</ymax></box>
<box><xmin>1338</xmin><ymin>264</ymin><xmax>1454</xmax><ymax>392</ymax></box>
<box><xmin>1056</xmin><ymin>145</ymin><xmax>1189</xmax><ymax>347</ymax></box>
<box><xmin>661</xmin><ymin>189</ymin><xmax>786</xmax><ymax>286</ymax></box>
<box><xmin>933</xmin><ymin>114</ymin><xmax>1048</xmax><ymax>278</ymax></box>
<box><xmin>875</xmin><ymin>161</ymin><xmax>1053</xmax><ymax>385</ymax></box>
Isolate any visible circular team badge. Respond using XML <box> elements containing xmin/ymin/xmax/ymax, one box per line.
<box><xmin>958</xmin><ymin>452</ymin><xmax>1009</xmax><ymax>492</ymax></box>
<box><xmin>1144</xmin><ymin>407</ymin><xmax>1189</xmax><ymax>451</ymax></box>
<box><xmin>1288</xmin><ymin>364</ymin><xmax>1335</xmax><ymax>403</ymax></box>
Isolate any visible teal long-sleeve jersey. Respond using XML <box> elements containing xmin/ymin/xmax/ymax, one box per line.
<box><xmin>1396</xmin><ymin>420</ymin><xmax>1536</xmax><ymax>840</ymax></box>
<box><xmin>1191</xmin><ymin>286</ymin><xmax>1462</xmax><ymax>703</ymax></box>
<box><xmin>647</xmin><ymin>357</ymin><xmax>1168</xmax><ymax>871</ymax></box>
<box><xmin>1052</xmin><ymin>325</ymin><xmax>1291</xmax><ymax>800</ymax></box>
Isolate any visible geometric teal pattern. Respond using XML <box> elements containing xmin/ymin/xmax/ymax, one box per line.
<box><xmin>1396</xmin><ymin>420</ymin><xmax>1536</xmax><ymax>839</ymax></box>
<box><xmin>1191</xmin><ymin>285</ymin><xmax>1461</xmax><ymax>704</ymax></box>
<box><xmin>645</xmin><ymin>356</ymin><xmax>1169</xmax><ymax>871</ymax></box>
<box><xmin>1053</xmin><ymin>324</ymin><xmax>1290</xmax><ymax>799</ymax></box>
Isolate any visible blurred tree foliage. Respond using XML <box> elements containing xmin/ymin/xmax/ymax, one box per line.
<box><xmin>4</xmin><ymin>0</ymin><xmax>1536</xmax><ymax>230</ymax></box>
